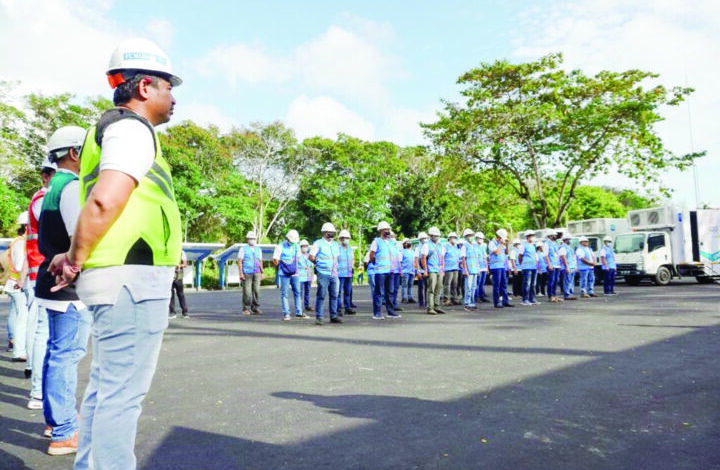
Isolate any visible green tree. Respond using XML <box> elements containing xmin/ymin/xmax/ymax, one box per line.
<box><xmin>425</xmin><ymin>53</ymin><xmax>703</xmax><ymax>228</ymax></box>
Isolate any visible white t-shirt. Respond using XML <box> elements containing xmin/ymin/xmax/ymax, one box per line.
<box><xmin>76</xmin><ymin>118</ymin><xmax>173</xmax><ymax>306</ymax></box>
<box><xmin>56</xmin><ymin>170</ymin><xmax>81</xmax><ymax>237</ymax></box>
<box><xmin>31</xmin><ymin>195</ymin><xmax>43</xmax><ymax>221</ymax></box>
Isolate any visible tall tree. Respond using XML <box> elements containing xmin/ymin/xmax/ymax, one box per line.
<box><xmin>424</xmin><ymin>53</ymin><xmax>703</xmax><ymax>228</ymax></box>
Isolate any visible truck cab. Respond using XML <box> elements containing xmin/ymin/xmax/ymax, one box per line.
<box><xmin>614</xmin><ymin>231</ymin><xmax>674</xmax><ymax>285</ymax></box>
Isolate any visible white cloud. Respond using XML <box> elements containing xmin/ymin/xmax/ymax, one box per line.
<box><xmin>384</xmin><ymin>107</ymin><xmax>435</xmax><ymax>146</ymax></box>
<box><xmin>284</xmin><ymin>95</ymin><xmax>375</xmax><ymax>141</ymax></box>
<box><xmin>169</xmin><ymin>102</ymin><xmax>237</xmax><ymax>133</ymax></box>
<box><xmin>512</xmin><ymin>0</ymin><xmax>720</xmax><ymax>208</ymax></box>
<box><xmin>145</xmin><ymin>18</ymin><xmax>174</xmax><ymax>51</ymax></box>
<box><xmin>193</xmin><ymin>43</ymin><xmax>291</xmax><ymax>87</ymax></box>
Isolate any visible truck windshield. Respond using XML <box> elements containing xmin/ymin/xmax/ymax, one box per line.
<box><xmin>614</xmin><ymin>234</ymin><xmax>645</xmax><ymax>254</ymax></box>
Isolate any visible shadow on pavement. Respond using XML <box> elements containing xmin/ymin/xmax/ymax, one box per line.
<box><xmin>142</xmin><ymin>324</ymin><xmax>720</xmax><ymax>470</ymax></box>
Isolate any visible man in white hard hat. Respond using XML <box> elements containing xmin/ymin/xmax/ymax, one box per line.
<box><xmin>415</xmin><ymin>232</ymin><xmax>429</xmax><ymax>308</ymax></box>
<box><xmin>24</xmin><ymin>159</ymin><xmax>56</xmax><ymax>383</ymax></box>
<box><xmin>273</xmin><ymin>229</ymin><xmax>304</xmax><ymax>321</ymax></box>
<box><xmin>489</xmin><ymin>229</ymin><xmax>513</xmax><ymax>308</ymax></box>
<box><xmin>168</xmin><ymin>250</ymin><xmax>189</xmax><ymax>319</ymax></box>
<box><xmin>34</xmin><ymin>125</ymin><xmax>91</xmax><ymax>455</ymax></box>
<box><xmin>298</xmin><ymin>240</ymin><xmax>315</xmax><ymax>310</ymax></box>
<box><xmin>388</xmin><ymin>231</ymin><xmax>403</xmax><ymax>312</ymax></box>
<box><xmin>460</xmin><ymin>229</ymin><xmax>478</xmax><ymax>311</ymax></box>
<box><xmin>400</xmin><ymin>238</ymin><xmax>417</xmax><ymax>304</ymax></box>
<box><xmin>369</xmin><ymin>221</ymin><xmax>400</xmax><ymax>319</ymax></box>
<box><xmin>518</xmin><ymin>231</ymin><xmax>539</xmax><ymax>306</ymax></box>
<box><xmin>599</xmin><ymin>235</ymin><xmax>617</xmax><ymax>295</ymax></box>
<box><xmin>5</xmin><ymin>212</ymin><xmax>29</xmax><ymax>362</ymax></box>
<box><xmin>46</xmin><ymin>38</ymin><xmax>183</xmax><ymax>469</ymax></box>
<box><xmin>558</xmin><ymin>234</ymin><xmax>578</xmax><ymax>300</ymax></box>
<box><xmin>576</xmin><ymin>236</ymin><xmax>598</xmax><ymax>298</ymax></box>
<box><xmin>420</xmin><ymin>226</ymin><xmax>445</xmax><ymax>315</ymax></box>
<box><xmin>474</xmin><ymin>231</ymin><xmax>490</xmax><ymax>304</ymax></box>
<box><xmin>239</xmin><ymin>231</ymin><xmax>264</xmax><ymax>315</ymax></box>
<box><xmin>337</xmin><ymin>229</ymin><xmax>356</xmax><ymax>315</ymax></box>
<box><xmin>442</xmin><ymin>232</ymin><xmax>461</xmax><ymax>307</ymax></box>
<box><xmin>545</xmin><ymin>232</ymin><xmax>562</xmax><ymax>303</ymax></box>
<box><xmin>310</xmin><ymin>222</ymin><xmax>342</xmax><ymax>324</ymax></box>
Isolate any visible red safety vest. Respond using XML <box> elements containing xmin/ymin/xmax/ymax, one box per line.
<box><xmin>26</xmin><ymin>188</ymin><xmax>46</xmax><ymax>281</ymax></box>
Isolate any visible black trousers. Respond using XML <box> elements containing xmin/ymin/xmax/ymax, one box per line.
<box><xmin>537</xmin><ymin>272</ymin><xmax>548</xmax><ymax>295</ymax></box>
<box><xmin>170</xmin><ymin>279</ymin><xmax>188</xmax><ymax>313</ymax></box>
<box><xmin>512</xmin><ymin>272</ymin><xmax>523</xmax><ymax>297</ymax></box>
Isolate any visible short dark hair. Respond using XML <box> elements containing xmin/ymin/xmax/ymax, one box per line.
<box><xmin>41</xmin><ymin>166</ymin><xmax>55</xmax><ymax>176</ymax></box>
<box><xmin>113</xmin><ymin>73</ymin><xmax>161</xmax><ymax>106</ymax></box>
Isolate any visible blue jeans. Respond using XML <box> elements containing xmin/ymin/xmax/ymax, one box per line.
<box><xmin>579</xmin><ymin>270</ymin><xmax>595</xmax><ymax>294</ymax></box>
<box><xmin>464</xmin><ymin>273</ymin><xmax>477</xmax><ymax>307</ymax></box>
<box><xmin>315</xmin><ymin>274</ymin><xmax>339</xmax><ymax>319</ymax></box>
<box><xmin>491</xmin><ymin>268</ymin><xmax>509</xmax><ymax>306</ymax></box>
<box><xmin>522</xmin><ymin>269</ymin><xmax>537</xmax><ymax>303</ymax></box>
<box><xmin>30</xmin><ymin>304</ymin><xmax>49</xmax><ymax>399</ymax></box>
<box><xmin>7</xmin><ymin>287</ymin><xmax>28</xmax><ymax>358</ymax></box>
<box><xmin>301</xmin><ymin>281</ymin><xmax>311</xmax><ymax>309</ymax></box>
<box><xmin>75</xmin><ymin>287</ymin><xmax>168</xmax><ymax>470</ymax></box>
<box><xmin>546</xmin><ymin>269</ymin><xmax>560</xmax><ymax>298</ymax></box>
<box><xmin>339</xmin><ymin>276</ymin><xmax>353</xmax><ymax>311</ymax></box>
<box><xmin>373</xmin><ymin>273</ymin><xmax>396</xmax><ymax>317</ymax></box>
<box><xmin>280</xmin><ymin>275</ymin><xmax>302</xmax><ymax>316</ymax></box>
<box><xmin>475</xmin><ymin>271</ymin><xmax>488</xmax><ymax>301</ymax></box>
<box><xmin>368</xmin><ymin>272</ymin><xmax>376</xmax><ymax>306</ymax></box>
<box><xmin>43</xmin><ymin>303</ymin><xmax>91</xmax><ymax>441</ymax></box>
<box><xmin>392</xmin><ymin>273</ymin><xmax>400</xmax><ymax>309</ymax></box>
<box><xmin>603</xmin><ymin>269</ymin><xmax>616</xmax><ymax>294</ymax></box>
<box><xmin>563</xmin><ymin>271</ymin><xmax>576</xmax><ymax>298</ymax></box>
<box><xmin>401</xmin><ymin>273</ymin><xmax>414</xmax><ymax>301</ymax></box>
<box><xmin>417</xmin><ymin>275</ymin><xmax>426</xmax><ymax>307</ymax></box>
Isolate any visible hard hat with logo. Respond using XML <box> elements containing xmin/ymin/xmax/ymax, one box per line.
<box><xmin>286</xmin><ymin>229</ymin><xmax>299</xmax><ymax>243</ymax></box>
<box><xmin>579</xmin><ymin>236</ymin><xmax>589</xmax><ymax>243</ymax></box>
<box><xmin>106</xmin><ymin>38</ymin><xmax>182</xmax><ymax>89</ymax></box>
<box><xmin>48</xmin><ymin>126</ymin><xmax>87</xmax><ymax>162</ymax></box>
<box><xmin>475</xmin><ymin>231</ymin><xmax>485</xmax><ymax>240</ymax></box>
<box><xmin>496</xmin><ymin>228</ymin><xmax>508</xmax><ymax>239</ymax></box>
<box><xmin>447</xmin><ymin>231</ymin><xmax>458</xmax><ymax>239</ymax></box>
<box><xmin>428</xmin><ymin>226</ymin><xmax>441</xmax><ymax>237</ymax></box>
<box><xmin>300</xmin><ymin>239</ymin><xmax>309</xmax><ymax>247</ymax></box>
<box><xmin>603</xmin><ymin>235</ymin><xmax>613</xmax><ymax>242</ymax></box>
<box><xmin>246</xmin><ymin>231</ymin><xmax>257</xmax><ymax>239</ymax></box>
<box><xmin>377</xmin><ymin>221</ymin><xmax>391</xmax><ymax>231</ymax></box>
<box><xmin>321</xmin><ymin>222</ymin><xmax>336</xmax><ymax>233</ymax></box>
<box><xmin>339</xmin><ymin>229</ymin><xmax>351</xmax><ymax>239</ymax></box>
<box><xmin>462</xmin><ymin>228</ymin><xmax>474</xmax><ymax>238</ymax></box>
<box><xmin>418</xmin><ymin>232</ymin><xmax>428</xmax><ymax>240</ymax></box>
<box><xmin>17</xmin><ymin>211</ymin><xmax>29</xmax><ymax>225</ymax></box>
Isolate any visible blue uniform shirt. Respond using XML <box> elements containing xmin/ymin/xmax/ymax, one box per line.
<box><xmin>488</xmin><ymin>239</ymin><xmax>507</xmax><ymax>270</ymax></box>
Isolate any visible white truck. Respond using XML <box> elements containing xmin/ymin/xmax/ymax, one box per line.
<box><xmin>614</xmin><ymin>206</ymin><xmax>720</xmax><ymax>285</ymax></box>
<box><xmin>566</xmin><ymin>218</ymin><xmax>629</xmax><ymax>253</ymax></box>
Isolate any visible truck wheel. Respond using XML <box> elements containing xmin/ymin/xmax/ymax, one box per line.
<box><xmin>653</xmin><ymin>266</ymin><xmax>672</xmax><ymax>286</ymax></box>
<box><xmin>624</xmin><ymin>276</ymin><xmax>641</xmax><ymax>286</ymax></box>
<box><xmin>696</xmin><ymin>276</ymin><xmax>715</xmax><ymax>284</ymax></box>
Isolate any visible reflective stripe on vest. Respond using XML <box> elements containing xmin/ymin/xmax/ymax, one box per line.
<box><xmin>578</xmin><ymin>246</ymin><xmax>593</xmax><ymax>271</ymax></box>
<box><xmin>488</xmin><ymin>240</ymin><xmax>506</xmax><ymax>270</ymax></box>
<box><xmin>603</xmin><ymin>246</ymin><xmax>616</xmax><ymax>269</ymax></box>
<box><xmin>401</xmin><ymin>248</ymin><xmax>415</xmax><ymax>274</ymax></box>
<box><xmin>520</xmin><ymin>242</ymin><xmax>537</xmax><ymax>270</ymax></box>
<box><xmin>426</xmin><ymin>241</ymin><xmax>441</xmax><ymax>273</ymax></box>
<box><xmin>444</xmin><ymin>243</ymin><xmax>460</xmax><ymax>271</ymax></box>
<box><xmin>463</xmin><ymin>242</ymin><xmax>479</xmax><ymax>274</ymax></box>
<box><xmin>241</xmin><ymin>245</ymin><xmax>262</xmax><ymax>274</ymax></box>
<box><xmin>78</xmin><ymin>113</ymin><xmax>181</xmax><ymax>268</ymax></box>
<box><xmin>373</xmin><ymin>238</ymin><xmax>392</xmax><ymax>274</ymax></box>
<box><xmin>314</xmin><ymin>239</ymin><xmax>339</xmax><ymax>276</ymax></box>
<box><xmin>26</xmin><ymin>188</ymin><xmax>46</xmax><ymax>279</ymax></box>
<box><xmin>338</xmin><ymin>245</ymin><xmax>354</xmax><ymax>277</ymax></box>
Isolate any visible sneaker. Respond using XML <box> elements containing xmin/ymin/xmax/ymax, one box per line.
<box><xmin>24</xmin><ymin>368</ymin><xmax>32</xmax><ymax>379</ymax></box>
<box><xmin>388</xmin><ymin>313</ymin><xmax>402</xmax><ymax>319</ymax></box>
<box><xmin>426</xmin><ymin>310</ymin><xmax>438</xmax><ymax>315</ymax></box>
<box><xmin>589</xmin><ymin>293</ymin><xmax>598</xmax><ymax>298</ymax></box>
<box><xmin>530</xmin><ymin>301</ymin><xmax>539</xmax><ymax>305</ymax></box>
<box><xmin>435</xmin><ymin>308</ymin><xmax>447</xmax><ymax>314</ymax></box>
<box><xmin>181</xmin><ymin>312</ymin><xmax>190</xmax><ymax>318</ymax></box>
<box><xmin>305</xmin><ymin>306</ymin><xmax>314</xmax><ymax>312</ymax></box>
<box><xmin>502</xmin><ymin>303</ymin><xmax>515</xmax><ymax>308</ymax></box>
<box><xmin>11</xmin><ymin>357</ymin><xmax>27</xmax><ymax>362</ymax></box>
<box><xmin>283</xmin><ymin>315</ymin><xmax>291</xmax><ymax>321</ymax></box>
<box><xmin>314</xmin><ymin>318</ymin><xmax>323</xmax><ymax>325</ymax></box>
<box><xmin>345</xmin><ymin>309</ymin><xmax>357</xmax><ymax>315</ymax></box>
<box><xmin>27</xmin><ymin>397</ymin><xmax>43</xmax><ymax>410</ymax></box>
<box><xmin>47</xmin><ymin>431</ymin><xmax>78</xmax><ymax>456</ymax></box>
<box><xmin>581</xmin><ymin>294</ymin><xmax>590</xmax><ymax>299</ymax></box>
<box><xmin>242</xmin><ymin>309</ymin><xmax>252</xmax><ymax>316</ymax></box>
<box><xmin>330</xmin><ymin>317</ymin><xmax>343</xmax><ymax>324</ymax></box>
<box><xmin>567</xmin><ymin>296</ymin><xmax>578</xmax><ymax>301</ymax></box>
<box><xmin>168</xmin><ymin>313</ymin><xmax>177</xmax><ymax>319</ymax></box>
<box><xmin>372</xmin><ymin>315</ymin><xmax>386</xmax><ymax>320</ymax></box>
<box><xmin>394</xmin><ymin>306</ymin><xmax>404</xmax><ymax>312</ymax></box>
<box><xmin>520</xmin><ymin>301</ymin><xmax>531</xmax><ymax>306</ymax></box>
<box><xmin>537</xmin><ymin>293</ymin><xmax>544</xmax><ymax>297</ymax></box>
<box><xmin>7</xmin><ymin>340</ymin><xmax>13</xmax><ymax>352</ymax></box>
<box><xmin>463</xmin><ymin>306</ymin><xmax>473</xmax><ymax>312</ymax></box>
<box><xmin>494</xmin><ymin>305</ymin><xmax>504</xmax><ymax>309</ymax></box>
<box><xmin>295</xmin><ymin>313</ymin><xmax>310</xmax><ymax>319</ymax></box>
<box><xmin>43</xmin><ymin>426</ymin><xmax>52</xmax><ymax>438</ymax></box>
<box><xmin>252</xmin><ymin>309</ymin><xmax>264</xmax><ymax>315</ymax></box>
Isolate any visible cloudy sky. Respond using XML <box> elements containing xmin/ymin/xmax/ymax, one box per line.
<box><xmin>1</xmin><ymin>0</ymin><xmax>717</xmax><ymax>208</ymax></box>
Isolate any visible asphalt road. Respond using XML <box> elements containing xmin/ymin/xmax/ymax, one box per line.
<box><xmin>1</xmin><ymin>280</ymin><xmax>719</xmax><ymax>470</ymax></box>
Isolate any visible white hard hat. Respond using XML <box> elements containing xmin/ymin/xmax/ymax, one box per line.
<box><xmin>462</xmin><ymin>228</ymin><xmax>474</xmax><ymax>237</ymax></box>
<box><xmin>48</xmin><ymin>126</ymin><xmax>86</xmax><ymax>161</ymax></box>
<box><xmin>603</xmin><ymin>235</ymin><xmax>613</xmax><ymax>242</ymax></box>
<box><xmin>448</xmin><ymin>231</ymin><xmax>458</xmax><ymax>239</ymax></box>
<box><xmin>579</xmin><ymin>236</ymin><xmax>589</xmax><ymax>242</ymax></box>
<box><xmin>496</xmin><ymin>228</ymin><xmax>508</xmax><ymax>239</ymax></box>
<box><xmin>535</xmin><ymin>241</ymin><xmax>544</xmax><ymax>247</ymax></box>
<box><xmin>246</xmin><ymin>231</ymin><xmax>257</xmax><ymax>239</ymax></box>
<box><xmin>377</xmin><ymin>221</ymin><xmax>391</xmax><ymax>231</ymax></box>
<box><xmin>300</xmin><ymin>239</ymin><xmax>309</xmax><ymax>246</ymax></box>
<box><xmin>17</xmin><ymin>211</ymin><xmax>29</xmax><ymax>225</ymax></box>
<box><xmin>562</xmin><ymin>233</ymin><xmax>572</xmax><ymax>240</ymax></box>
<box><xmin>525</xmin><ymin>231</ymin><xmax>535</xmax><ymax>238</ymax></box>
<box><xmin>106</xmin><ymin>38</ymin><xmax>182</xmax><ymax>89</ymax></box>
<box><xmin>512</xmin><ymin>239</ymin><xmax>521</xmax><ymax>246</ymax></box>
<box><xmin>418</xmin><ymin>232</ymin><xmax>428</xmax><ymax>240</ymax></box>
<box><xmin>402</xmin><ymin>238</ymin><xmax>411</xmax><ymax>245</ymax></box>
<box><xmin>41</xmin><ymin>158</ymin><xmax>57</xmax><ymax>171</ymax></box>
<box><xmin>428</xmin><ymin>226</ymin><xmax>441</xmax><ymax>237</ymax></box>
<box><xmin>286</xmin><ymin>229</ymin><xmax>299</xmax><ymax>243</ymax></box>
<box><xmin>475</xmin><ymin>231</ymin><xmax>485</xmax><ymax>240</ymax></box>
<box><xmin>339</xmin><ymin>229</ymin><xmax>351</xmax><ymax>239</ymax></box>
<box><xmin>321</xmin><ymin>222</ymin><xmax>336</xmax><ymax>233</ymax></box>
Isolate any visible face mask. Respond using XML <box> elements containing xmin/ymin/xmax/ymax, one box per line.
<box><xmin>341</xmin><ymin>239</ymin><xmax>348</xmax><ymax>246</ymax></box>
<box><xmin>431</xmin><ymin>236</ymin><xmax>439</xmax><ymax>243</ymax></box>
<box><xmin>381</xmin><ymin>230</ymin><xmax>389</xmax><ymax>238</ymax></box>
<box><xmin>466</xmin><ymin>237</ymin><xmax>473</xmax><ymax>244</ymax></box>
<box><xmin>248</xmin><ymin>240</ymin><xmax>256</xmax><ymax>246</ymax></box>
<box><xmin>325</xmin><ymin>232</ymin><xmax>334</xmax><ymax>240</ymax></box>
<box><xmin>301</xmin><ymin>247</ymin><xmax>308</xmax><ymax>253</ymax></box>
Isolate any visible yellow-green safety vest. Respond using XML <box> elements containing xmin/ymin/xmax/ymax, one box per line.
<box><xmin>78</xmin><ymin>109</ymin><xmax>181</xmax><ymax>269</ymax></box>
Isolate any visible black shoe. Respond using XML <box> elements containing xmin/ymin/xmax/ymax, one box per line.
<box><xmin>435</xmin><ymin>308</ymin><xmax>447</xmax><ymax>314</ymax></box>
<box><xmin>181</xmin><ymin>312</ymin><xmax>190</xmax><ymax>318</ymax></box>
<box><xmin>502</xmin><ymin>303</ymin><xmax>515</xmax><ymax>307</ymax></box>
<box><xmin>315</xmin><ymin>318</ymin><xmax>323</xmax><ymax>325</ymax></box>
<box><xmin>408</xmin><ymin>299</ymin><xmax>416</xmax><ymax>304</ymax></box>
<box><xmin>401</xmin><ymin>299</ymin><xmax>407</xmax><ymax>304</ymax></box>
<box><xmin>6</xmin><ymin>341</ymin><xmax>12</xmax><ymax>352</ymax></box>
<box><xmin>168</xmin><ymin>313</ymin><xmax>177</xmax><ymax>319</ymax></box>
<box><xmin>338</xmin><ymin>311</ymin><xmax>344</xmax><ymax>317</ymax></box>
<box><xmin>305</xmin><ymin>306</ymin><xmax>314</xmax><ymax>312</ymax></box>
<box><xmin>330</xmin><ymin>317</ymin><xmax>343</xmax><ymax>324</ymax></box>
<box><xmin>24</xmin><ymin>368</ymin><xmax>32</xmax><ymax>379</ymax></box>
<box><xmin>350</xmin><ymin>303</ymin><xmax>358</xmax><ymax>308</ymax></box>
<box><xmin>394</xmin><ymin>306</ymin><xmax>404</xmax><ymax>312</ymax></box>
<box><xmin>345</xmin><ymin>309</ymin><xmax>356</xmax><ymax>315</ymax></box>
<box><xmin>494</xmin><ymin>305</ymin><xmax>504</xmax><ymax>309</ymax></box>
<box><xmin>11</xmin><ymin>357</ymin><xmax>27</xmax><ymax>363</ymax></box>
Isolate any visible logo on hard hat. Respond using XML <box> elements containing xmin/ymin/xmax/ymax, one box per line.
<box><xmin>122</xmin><ymin>52</ymin><xmax>168</xmax><ymax>65</ymax></box>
